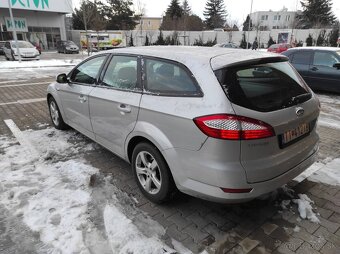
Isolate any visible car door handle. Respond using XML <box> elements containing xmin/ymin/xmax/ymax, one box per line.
<box><xmin>78</xmin><ymin>95</ymin><xmax>87</xmax><ymax>103</ymax></box>
<box><xmin>118</xmin><ymin>104</ymin><xmax>131</xmax><ymax>113</ymax></box>
<box><xmin>310</xmin><ymin>66</ymin><xmax>318</xmax><ymax>71</ymax></box>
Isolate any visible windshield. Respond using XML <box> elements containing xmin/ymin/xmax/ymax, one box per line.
<box><xmin>66</xmin><ymin>41</ymin><xmax>76</xmax><ymax>46</ymax></box>
<box><xmin>214</xmin><ymin>62</ymin><xmax>310</xmax><ymax>112</ymax></box>
<box><xmin>11</xmin><ymin>41</ymin><xmax>34</xmax><ymax>48</ymax></box>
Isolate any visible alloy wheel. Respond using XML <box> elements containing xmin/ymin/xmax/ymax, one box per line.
<box><xmin>135</xmin><ymin>151</ymin><xmax>162</xmax><ymax>195</ymax></box>
<box><xmin>49</xmin><ymin>101</ymin><xmax>60</xmax><ymax>126</ymax></box>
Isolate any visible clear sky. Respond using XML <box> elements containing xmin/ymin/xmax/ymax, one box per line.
<box><xmin>73</xmin><ymin>0</ymin><xmax>340</xmax><ymax>26</ymax></box>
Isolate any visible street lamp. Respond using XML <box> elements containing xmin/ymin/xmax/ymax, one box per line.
<box><xmin>247</xmin><ymin>0</ymin><xmax>254</xmax><ymax>49</ymax></box>
<box><xmin>7</xmin><ymin>0</ymin><xmax>21</xmax><ymax>62</ymax></box>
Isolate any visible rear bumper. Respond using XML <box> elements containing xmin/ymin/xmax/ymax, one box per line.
<box><xmin>164</xmin><ymin>141</ymin><xmax>318</xmax><ymax>203</ymax></box>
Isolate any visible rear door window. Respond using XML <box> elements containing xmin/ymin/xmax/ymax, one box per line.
<box><xmin>102</xmin><ymin>55</ymin><xmax>138</xmax><ymax>90</ymax></box>
<box><xmin>214</xmin><ymin>62</ymin><xmax>310</xmax><ymax>112</ymax></box>
<box><xmin>291</xmin><ymin>51</ymin><xmax>312</xmax><ymax>65</ymax></box>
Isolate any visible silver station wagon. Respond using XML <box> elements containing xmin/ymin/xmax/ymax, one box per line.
<box><xmin>47</xmin><ymin>46</ymin><xmax>320</xmax><ymax>203</ymax></box>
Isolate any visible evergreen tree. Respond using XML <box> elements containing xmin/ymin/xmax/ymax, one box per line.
<box><xmin>101</xmin><ymin>0</ymin><xmax>137</xmax><ymax>30</ymax></box>
<box><xmin>129</xmin><ymin>34</ymin><xmax>134</xmax><ymax>46</ymax></box>
<box><xmin>268</xmin><ymin>36</ymin><xmax>275</xmax><ymax>47</ymax></box>
<box><xmin>316</xmin><ymin>30</ymin><xmax>327</xmax><ymax>46</ymax></box>
<box><xmin>203</xmin><ymin>0</ymin><xmax>227</xmax><ymax>29</ymax></box>
<box><xmin>329</xmin><ymin>26</ymin><xmax>339</xmax><ymax>47</ymax></box>
<box><xmin>166</xmin><ymin>0</ymin><xmax>183</xmax><ymax>19</ymax></box>
<box><xmin>155</xmin><ymin>30</ymin><xmax>165</xmax><ymax>45</ymax></box>
<box><xmin>242</xmin><ymin>15</ymin><xmax>252</xmax><ymax>31</ymax></box>
<box><xmin>306</xmin><ymin>34</ymin><xmax>314</xmax><ymax>46</ymax></box>
<box><xmin>297</xmin><ymin>0</ymin><xmax>336</xmax><ymax>28</ymax></box>
<box><xmin>144</xmin><ymin>35</ymin><xmax>150</xmax><ymax>46</ymax></box>
<box><xmin>182</xmin><ymin>0</ymin><xmax>191</xmax><ymax>16</ymax></box>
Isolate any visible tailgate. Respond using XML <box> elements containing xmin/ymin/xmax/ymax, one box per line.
<box><xmin>213</xmin><ymin>60</ymin><xmax>320</xmax><ymax>183</ymax></box>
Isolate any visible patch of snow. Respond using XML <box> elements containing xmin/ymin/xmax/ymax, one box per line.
<box><xmin>0</xmin><ymin>59</ymin><xmax>82</xmax><ymax>69</ymax></box>
<box><xmin>0</xmin><ymin>127</ymin><xmax>172</xmax><ymax>254</ymax></box>
<box><xmin>317</xmin><ymin>93</ymin><xmax>340</xmax><ymax>130</ymax></box>
<box><xmin>104</xmin><ymin>204</ymin><xmax>173</xmax><ymax>254</ymax></box>
<box><xmin>293</xmin><ymin>194</ymin><xmax>320</xmax><ymax>223</ymax></box>
<box><xmin>294</xmin><ymin>162</ymin><xmax>325</xmax><ymax>183</ymax></box>
<box><xmin>307</xmin><ymin>158</ymin><xmax>340</xmax><ymax>186</ymax></box>
<box><xmin>293</xmin><ymin>226</ymin><xmax>301</xmax><ymax>232</ymax></box>
<box><xmin>171</xmin><ymin>239</ymin><xmax>192</xmax><ymax>254</ymax></box>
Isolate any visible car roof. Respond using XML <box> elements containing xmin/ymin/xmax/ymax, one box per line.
<box><xmin>103</xmin><ymin>46</ymin><xmax>286</xmax><ymax>70</ymax></box>
<box><xmin>287</xmin><ymin>46</ymin><xmax>340</xmax><ymax>52</ymax></box>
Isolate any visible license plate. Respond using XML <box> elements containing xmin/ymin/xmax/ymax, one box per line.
<box><xmin>282</xmin><ymin>123</ymin><xmax>310</xmax><ymax>145</ymax></box>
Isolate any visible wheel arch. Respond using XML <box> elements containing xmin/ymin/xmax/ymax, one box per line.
<box><xmin>46</xmin><ymin>90</ymin><xmax>67</xmax><ymax>124</ymax></box>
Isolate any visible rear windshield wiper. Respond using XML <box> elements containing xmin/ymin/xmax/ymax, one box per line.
<box><xmin>282</xmin><ymin>93</ymin><xmax>312</xmax><ymax>108</ymax></box>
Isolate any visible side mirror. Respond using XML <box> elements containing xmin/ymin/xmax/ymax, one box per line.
<box><xmin>56</xmin><ymin>73</ymin><xmax>69</xmax><ymax>83</ymax></box>
<box><xmin>333</xmin><ymin>63</ymin><xmax>340</xmax><ymax>70</ymax></box>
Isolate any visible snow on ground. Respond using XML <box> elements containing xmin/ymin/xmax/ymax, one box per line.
<box><xmin>0</xmin><ymin>127</ymin><xmax>174</xmax><ymax>254</ymax></box>
<box><xmin>293</xmin><ymin>194</ymin><xmax>320</xmax><ymax>223</ymax></box>
<box><xmin>0</xmin><ymin>59</ymin><xmax>82</xmax><ymax>69</ymax></box>
<box><xmin>317</xmin><ymin>93</ymin><xmax>340</xmax><ymax>130</ymax></box>
<box><xmin>278</xmin><ymin>185</ymin><xmax>320</xmax><ymax>224</ymax></box>
<box><xmin>306</xmin><ymin>158</ymin><xmax>340</xmax><ymax>187</ymax></box>
<box><xmin>0</xmin><ymin>66</ymin><xmax>74</xmax><ymax>80</ymax></box>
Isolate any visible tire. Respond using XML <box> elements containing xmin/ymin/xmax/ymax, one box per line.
<box><xmin>132</xmin><ymin>142</ymin><xmax>176</xmax><ymax>204</ymax></box>
<box><xmin>48</xmin><ymin>97</ymin><xmax>68</xmax><ymax>130</ymax></box>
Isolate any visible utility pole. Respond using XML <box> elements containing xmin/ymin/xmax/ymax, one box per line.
<box><xmin>290</xmin><ymin>0</ymin><xmax>299</xmax><ymax>45</ymax></box>
<box><xmin>8</xmin><ymin>0</ymin><xmax>21</xmax><ymax>62</ymax></box>
<box><xmin>82</xmin><ymin>0</ymin><xmax>90</xmax><ymax>56</ymax></box>
<box><xmin>247</xmin><ymin>0</ymin><xmax>254</xmax><ymax>49</ymax></box>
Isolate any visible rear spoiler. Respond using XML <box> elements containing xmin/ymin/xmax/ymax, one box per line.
<box><xmin>213</xmin><ymin>55</ymin><xmax>288</xmax><ymax>71</ymax></box>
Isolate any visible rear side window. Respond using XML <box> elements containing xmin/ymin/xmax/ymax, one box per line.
<box><xmin>313</xmin><ymin>51</ymin><xmax>339</xmax><ymax>67</ymax></box>
<box><xmin>144</xmin><ymin>58</ymin><xmax>201</xmax><ymax>96</ymax></box>
<box><xmin>214</xmin><ymin>62</ymin><xmax>310</xmax><ymax>112</ymax></box>
<box><xmin>291</xmin><ymin>51</ymin><xmax>312</xmax><ymax>65</ymax></box>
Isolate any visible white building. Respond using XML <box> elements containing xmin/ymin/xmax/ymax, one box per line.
<box><xmin>249</xmin><ymin>8</ymin><xmax>298</xmax><ymax>31</ymax></box>
<box><xmin>0</xmin><ymin>0</ymin><xmax>73</xmax><ymax>50</ymax></box>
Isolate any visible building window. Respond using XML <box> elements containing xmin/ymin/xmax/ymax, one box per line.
<box><xmin>278</xmin><ymin>15</ymin><xmax>281</xmax><ymax>21</ymax></box>
<box><xmin>261</xmin><ymin>15</ymin><xmax>268</xmax><ymax>21</ymax></box>
<box><xmin>148</xmin><ymin>21</ymin><xmax>151</xmax><ymax>27</ymax></box>
<box><xmin>286</xmin><ymin>15</ymin><xmax>290</xmax><ymax>21</ymax></box>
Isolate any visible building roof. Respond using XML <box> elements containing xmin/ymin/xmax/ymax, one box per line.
<box><xmin>106</xmin><ymin>46</ymin><xmax>287</xmax><ymax>70</ymax></box>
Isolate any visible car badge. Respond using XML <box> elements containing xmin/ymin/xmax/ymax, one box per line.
<box><xmin>296</xmin><ymin>107</ymin><xmax>305</xmax><ymax>117</ymax></box>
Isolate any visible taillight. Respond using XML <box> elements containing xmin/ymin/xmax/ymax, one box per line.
<box><xmin>193</xmin><ymin>114</ymin><xmax>275</xmax><ymax>140</ymax></box>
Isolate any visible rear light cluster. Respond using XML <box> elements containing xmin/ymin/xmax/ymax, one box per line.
<box><xmin>194</xmin><ymin>114</ymin><xmax>275</xmax><ymax>140</ymax></box>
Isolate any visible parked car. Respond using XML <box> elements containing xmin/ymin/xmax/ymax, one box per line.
<box><xmin>267</xmin><ymin>43</ymin><xmax>292</xmax><ymax>53</ymax></box>
<box><xmin>0</xmin><ymin>41</ymin><xmax>5</xmax><ymax>55</ymax></box>
<box><xmin>213</xmin><ymin>43</ymin><xmax>240</xmax><ymax>49</ymax></box>
<box><xmin>3</xmin><ymin>40</ymin><xmax>40</xmax><ymax>61</ymax></box>
<box><xmin>57</xmin><ymin>40</ymin><xmax>79</xmax><ymax>54</ymax></box>
<box><xmin>47</xmin><ymin>47</ymin><xmax>319</xmax><ymax>203</ymax></box>
<box><xmin>282</xmin><ymin>47</ymin><xmax>340</xmax><ymax>93</ymax></box>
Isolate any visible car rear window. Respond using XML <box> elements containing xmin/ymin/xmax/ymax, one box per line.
<box><xmin>214</xmin><ymin>62</ymin><xmax>311</xmax><ymax>112</ymax></box>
